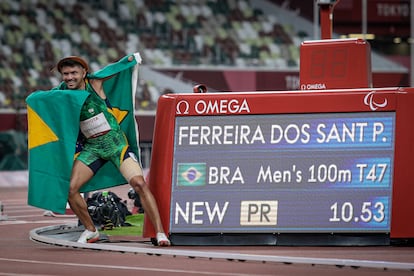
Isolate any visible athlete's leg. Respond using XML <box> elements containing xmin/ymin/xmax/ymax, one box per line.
<box><xmin>68</xmin><ymin>159</ymin><xmax>96</xmax><ymax>232</ymax></box>
<box><xmin>120</xmin><ymin>157</ymin><xmax>170</xmax><ymax>246</ymax></box>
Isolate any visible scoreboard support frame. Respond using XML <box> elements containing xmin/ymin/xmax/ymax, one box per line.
<box><xmin>144</xmin><ymin>87</ymin><xmax>414</xmax><ymax>246</ymax></box>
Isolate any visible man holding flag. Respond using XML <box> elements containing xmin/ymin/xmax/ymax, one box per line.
<box><xmin>26</xmin><ymin>53</ymin><xmax>170</xmax><ymax>246</ymax></box>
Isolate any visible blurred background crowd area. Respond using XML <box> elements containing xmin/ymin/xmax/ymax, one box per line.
<box><xmin>0</xmin><ymin>0</ymin><xmax>409</xmax><ymax>171</ymax></box>
<box><xmin>0</xmin><ymin>0</ymin><xmax>310</xmax><ymax>110</ymax></box>
<box><xmin>0</xmin><ymin>0</ymin><xmax>409</xmax><ymax>110</ymax></box>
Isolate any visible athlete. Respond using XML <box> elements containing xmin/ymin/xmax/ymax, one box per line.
<box><xmin>55</xmin><ymin>55</ymin><xmax>170</xmax><ymax>246</ymax></box>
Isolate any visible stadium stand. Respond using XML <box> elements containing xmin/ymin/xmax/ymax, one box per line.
<box><xmin>0</xmin><ymin>0</ymin><xmax>303</xmax><ymax>108</ymax></box>
<box><xmin>0</xmin><ymin>0</ymin><xmax>408</xmax><ymax>109</ymax></box>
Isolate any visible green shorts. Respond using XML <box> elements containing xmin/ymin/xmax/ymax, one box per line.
<box><xmin>76</xmin><ymin>131</ymin><xmax>136</xmax><ymax>174</ymax></box>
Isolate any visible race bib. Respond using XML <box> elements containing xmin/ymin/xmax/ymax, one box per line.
<box><xmin>80</xmin><ymin>112</ymin><xmax>111</xmax><ymax>138</ymax></box>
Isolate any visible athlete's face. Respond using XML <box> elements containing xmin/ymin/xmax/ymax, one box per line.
<box><xmin>60</xmin><ymin>65</ymin><xmax>87</xmax><ymax>90</ymax></box>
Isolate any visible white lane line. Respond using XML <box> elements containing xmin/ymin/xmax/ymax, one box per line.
<box><xmin>0</xmin><ymin>272</ymin><xmax>54</xmax><ymax>276</ymax></box>
<box><xmin>0</xmin><ymin>257</ymin><xmax>260</xmax><ymax>276</ymax></box>
<box><xmin>4</xmin><ymin>210</ymin><xmax>44</xmax><ymax>214</ymax></box>
<box><xmin>0</xmin><ymin>220</ymin><xmax>76</xmax><ymax>225</ymax></box>
<box><xmin>0</xmin><ymin>200</ymin><xmax>27</xmax><ymax>204</ymax></box>
<box><xmin>4</xmin><ymin>215</ymin><xmax>50</xmax><ymax>219</ymax></box>
<box><xmin>0</xmin><ymin>204</ymin><xmax>29</xmax><ymax>208</ymax></box>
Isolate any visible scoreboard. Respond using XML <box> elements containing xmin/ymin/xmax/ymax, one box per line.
<box><xmin>172</xmin><ymin>112</ymin><xmax>394</xmax><ymax>233</ymax></box>
<box><xmin>144</xmin><ymin>88</ymin><xmax>414</xmax><ymax>245</ymax></box>
<box><xmin>300</xmin><ymin>38</ymin><xmax>372</xmax><ymax>90</ymax></box>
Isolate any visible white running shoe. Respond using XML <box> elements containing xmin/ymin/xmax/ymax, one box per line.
<box><xmin>156</xmin><ymin>232</ymin><xmax>171</xmax><ymax>246</ymax></box>
<box><xmin>77</xmin><ymin>229</ymin><xmax>99</xmax><ymax>243</ymax></box>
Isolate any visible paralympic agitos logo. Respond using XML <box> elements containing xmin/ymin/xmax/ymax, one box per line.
<box><xmin>364</xmin><ymin>91</ymin><xmax>388</xmax><ymax>111</ymax></box>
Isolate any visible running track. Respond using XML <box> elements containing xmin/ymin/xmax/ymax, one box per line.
<box><xmin>1</xmin><ymin>185</ymin><xmax>413</xmax><ymax>276</ymax></box>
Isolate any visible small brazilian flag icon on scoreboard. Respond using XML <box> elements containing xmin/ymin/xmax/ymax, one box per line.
<box><xmin>177</xmin><ymin>163</ymin><xmax>206</xmax><ymax>186</ymax></box>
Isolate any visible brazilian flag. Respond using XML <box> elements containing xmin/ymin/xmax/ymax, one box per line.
<box><xmin>177</xmin><ymin>163</ymin><xmax>206</xmax><ymax>187</ymax></box>
<box><xmin>26</xmin><ymin>53</ymin><xmax>142</xmax><ymax>214</ymax></box>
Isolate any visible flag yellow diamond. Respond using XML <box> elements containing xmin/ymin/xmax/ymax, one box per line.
<box><xmin>108</xmin><ymin>107</ymin><xmax>128</xmax><ymax>124</ymax></box>
<box><xmin>27</xmin><ymin>106</ymin><xmax>59</xmax><ymax>149</ymax></box>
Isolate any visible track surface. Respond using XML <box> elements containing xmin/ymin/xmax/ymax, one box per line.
<box><xmin>1</xmin><ymin>185</ymin><xmax>413</xmax><ymax>276</ymax></box>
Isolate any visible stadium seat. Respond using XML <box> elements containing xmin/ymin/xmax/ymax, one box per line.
<box><xmin>0</xmin><ymin>0</ymin><xmax>302</xmax><ymax>108</ymax></box>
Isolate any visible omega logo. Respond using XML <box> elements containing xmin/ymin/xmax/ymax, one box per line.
<box><xmin>300</xmin><ymin>83</ymin><xmax>327</xmax><ymax>90</ymax></box>
<box><xmin>176</xmin><ymin>99</ymin><xmax>250</xmax><ymax>115</ymax></box>
<box><xmin>176</xmin><ymin>100</ymin><xmax>190</xmax><ymax>115</ymax></box>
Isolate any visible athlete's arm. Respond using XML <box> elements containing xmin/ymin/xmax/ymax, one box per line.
<box><xmin>89</xmin><ymin>79</ymin><xmax>106</xmax><ymax>99</ymax></box>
